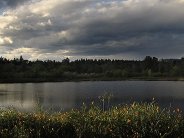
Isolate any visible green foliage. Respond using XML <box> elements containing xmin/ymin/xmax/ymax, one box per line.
<box><xmin>0</xmin><ymin>103</ymin><xmax>183</xmax><ymax>137</ymax></box>
<box><xmin>0</xmin><ymin>56</ymin><xmax>184</xmax><ymax>82</ymax></box>
<box><xmin>0</xmin><ymin>109</ymin><xmax>75</xmax><ymax>138</ymax></box>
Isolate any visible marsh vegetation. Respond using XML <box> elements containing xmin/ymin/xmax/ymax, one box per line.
<box><xmin>0</xmin><ymin>102</ymin><xmax>183</xmax><ymax>138</ymax></box>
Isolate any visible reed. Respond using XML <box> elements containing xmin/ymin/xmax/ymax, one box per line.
<box><xmin>0</xmin><ymin>102</ymin><xmax>183</xmax><ymax>137</ymax></box>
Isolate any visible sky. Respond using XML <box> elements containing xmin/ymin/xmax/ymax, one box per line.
<box><xmin>1</xmin><ymin>0</ymin><xmax>184</xmax><ymax>61</ymax></box>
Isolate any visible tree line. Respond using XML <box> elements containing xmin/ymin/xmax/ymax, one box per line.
<box><xmin>0</xmin><ymin>56</ymin><xmax>184</xmax><ymax>82</ymax></box>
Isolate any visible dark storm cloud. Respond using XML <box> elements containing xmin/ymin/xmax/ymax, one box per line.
<box><xmin>0</xmin><ymin>0</ymin><xmax>31</xmax><ymax>8</ymax></box>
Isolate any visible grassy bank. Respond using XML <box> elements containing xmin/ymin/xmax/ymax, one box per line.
<box><xmin>0</xmin><ymin>103</ymin><xmax>183</xmax><ymax>138</ymax></box>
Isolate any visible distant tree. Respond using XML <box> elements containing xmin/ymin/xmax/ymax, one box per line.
<box><xmin>144</xmin><ymin>56</ymin><xmax>153</xmax><ymax>70</ymax></box>
<box><xmin>62</xmin><ymin>58</ymin><xmax>70</xmax><ymax>64</ymax></box>
<box><xmin>20</xmin><ymin>55</ymin><xmax>24</xmax><ymax>62</ymax></box>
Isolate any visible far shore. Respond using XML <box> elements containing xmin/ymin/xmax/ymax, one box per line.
<box><xmin>1</xmin><ymin>77</ymin><xmax>184</xmax><ymax>83</ymax></box>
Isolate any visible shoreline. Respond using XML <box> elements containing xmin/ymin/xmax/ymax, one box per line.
<box><xmin>0</xmin><ymin>77</ymin><xmax>184</xmax><ymax>83</ymax></box>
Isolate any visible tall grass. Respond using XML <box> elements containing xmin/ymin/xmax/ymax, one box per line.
<box><xmin>0</xmin><ymin>102</ymin><xmax>183</xmax><ymax>137</ymax></box>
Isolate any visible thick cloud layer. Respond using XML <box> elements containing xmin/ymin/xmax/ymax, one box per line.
<box><xmin>0</xmin><ymin>0</ymin><xmax>31</xmax><ymax>8</ymax></box>
<box><xmin>1</xmin><ymin>0</ymin><xmax>184</xmax><ymax>60</ymax></box>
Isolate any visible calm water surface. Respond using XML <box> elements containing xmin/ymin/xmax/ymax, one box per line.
<box><xmin>0</xmin><ymin>81</ymin><xmax>184</xmax><ymax>112</ymax></box>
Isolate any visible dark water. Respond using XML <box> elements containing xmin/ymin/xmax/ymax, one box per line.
<box><xmin>0</xmin><ymin>81</ymin><xmax>184</xmax><ymax>112</ymax></box>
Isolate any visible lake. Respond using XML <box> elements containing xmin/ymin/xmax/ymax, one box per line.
<box><xmin>0</xmin><ymin>81</ymin><xmax>184</xmax><ymax>112</ymax></box>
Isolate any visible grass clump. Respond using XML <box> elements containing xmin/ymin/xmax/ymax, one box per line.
<box><xmin>0</xmin><ymin>103</ymin><xmax>183</xmax><ymax>138</ymax></box>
